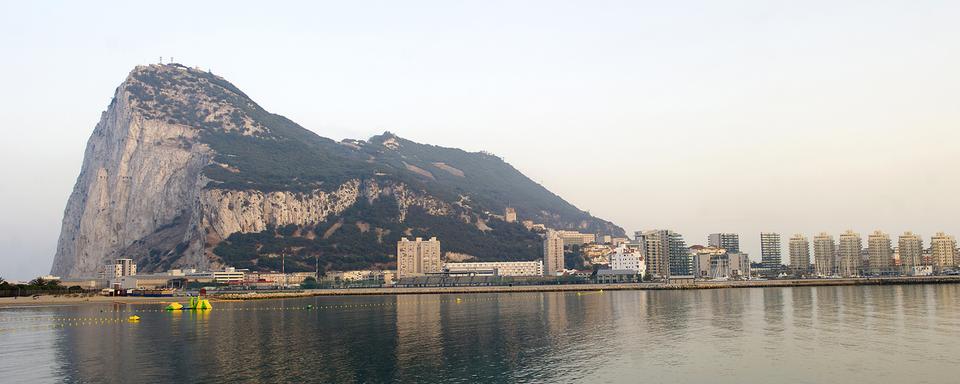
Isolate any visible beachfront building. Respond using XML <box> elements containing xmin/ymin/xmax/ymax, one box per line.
<box><xmin>444</xmin><ymin>260</ymin><xmax>544</xmax><ymax>277</ymax></box>
<box><xmin>691</xmin><ymin>246</ymin><xmax>751</xmax><ymax>279</ymax></box>
<box><xmin>898</xmin><ymin>232</ymin><xmax>924</xmax><ymax>272</ymax></box>
<box><xmin>813</xmin><ymin>233</ymin><xmax>837</xmax><ymax>277</ymax></box>
<box><xmin>607</xmin><ymin>244</ymin><xmax>646</xmax><ymax>278</ymax></box>
<box><xmin>543</xmin><ymin>231</ymin><xmax>565</xmax><ymax>276</ymax></box>
<box><xmin>867</xmin><ymin>230</ymin><xmax>894</xmax><ymax>275</ymax></box>
<box><xmin>789</xmin><ymin>234</ymin><xmax>810</xmax><ymax>275</ymax></box>
<box><xmin>838</xmin><ymin>230</ymin><xmax>863</xmax><ymax>277</ymax></box>
<box><xmin>397</xmin><ymin>237</ymin><xmax>442</xmax><ymax>278</ymax></box>
<box><xmin>760</xmin><ymin>232</ymin><xmax>782</xmax><ymax>269</ymax></box>
<box><xmin>691</xmin><ymin>246</ymin><xmax>725</xmax><ymax>278</ymax></box>
<box><xmin>708</xmin><ymin>233</ymin><xmax>740</xmax><ymax>253</ymax></box>
<box><xmin>930</xmin><ymin>232</ymin><xmax>958</xmax><ymax>271</ymax></box>
<box><xmin>635</xmin><ymin>229</ymin><xmax>690</xmax><ymax>278</ymax></box>
<box><xmin>668</xmin><ymin>233</ymin><xmax>691</xmax><ymax>276</ymax></box>
<box><xmin>726</xmin><ymin>252</ymin><xmax>751</xmax><ymax>279</ymax></box>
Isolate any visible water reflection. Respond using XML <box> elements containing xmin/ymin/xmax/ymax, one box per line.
<box><xmin>395</xmin><ymin>295</ymin><xmax>442</xmax><ymax>381</ymax></box>
<box><xmin>1</xmin><ymin>285</ymin><xmax>959</xmax><ymax>383</ymax></box>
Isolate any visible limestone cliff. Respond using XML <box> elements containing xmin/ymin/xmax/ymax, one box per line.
<box><xmin>51</xmin><ymin>70</ymin><xmax>213</xmax><ymax>277</ymax></box>
<box><xmin>52</xmin><ymin>64</ymin><xmax>624</xmax><ymax>277</ymax></box>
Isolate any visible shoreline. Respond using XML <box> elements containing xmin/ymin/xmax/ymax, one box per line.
<box><xmin>215</xmin><ymin>275</ymin><xmax>960</xmax><ymax>300</ymax></box>
<box><xmin>2</xmin><ymin>276</ymin><xmax>959</xmax><ymax>308</ymax></box>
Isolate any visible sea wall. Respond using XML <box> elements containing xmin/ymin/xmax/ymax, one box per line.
<box><xmin>212</xmin><ymin>276</ymin><xmax>960</xmax><ymax>299</ymax></box>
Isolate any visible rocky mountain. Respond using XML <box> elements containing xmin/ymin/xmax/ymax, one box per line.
<box><xmin>51</xmin><ymin>64</ymin><xmax>624</xmax><ymax>277</ymax></box>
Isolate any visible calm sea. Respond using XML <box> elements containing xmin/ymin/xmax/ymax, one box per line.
<box><xmin>1</xmin><ymin>285</ymin><xmax>958</xmax><ymax>383</ymax></box>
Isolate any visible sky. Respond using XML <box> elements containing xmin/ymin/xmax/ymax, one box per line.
<box><xmin>1</xmin><ymin>1</ymin><xmax>959</xmax><ymax>280</ymax></box>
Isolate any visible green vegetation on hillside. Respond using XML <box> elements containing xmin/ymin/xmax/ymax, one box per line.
<box><xmin>122</xmin><ymin>64</ymin><xmax>625</xmax><ymax>272</ymax></box>
<box><xmin>212</xmin><ymin>198</ymin><xmax>543</xmax><ymax>272</ymax></box>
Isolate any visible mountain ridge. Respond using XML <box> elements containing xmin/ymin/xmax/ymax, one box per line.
<box><xmin>51</xmin><ymin>63</ymin><xmax>624</xmax><ymax>277</ymax></box>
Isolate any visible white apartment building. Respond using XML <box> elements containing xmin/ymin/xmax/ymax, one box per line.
<box><xmin>898</xmin><ymin>232</ymin><xmax>923</xmax><ymax>269</ymax></box>
<box><xmin>813</xmin><ymin>232</ymin><xmax>837</xmax><ymax>277</ymax></box>
<box><xmin>607</xmin><ymin>244</ymin><xmax>646</xmax><ymax>278</ymax></box>
<box><xmin>930</xmin><ymin>232</ymin><xmax>958</xmax><ymax>270</ymax></box>
<box><xmin>789</xmin><ymin>234</ymin><xmax>810</xmax><ymax>274</ymax></box>
<box><xmin>543</xmin><ymin>231</ymin><xmax>565</xmax><ymax>276</ymax></box>
<box><xmin>867</xmin><ymin>230</ymin><xmax>893</xmax><ymax>275</ymax></box>
<box><xmin>838</xmin><ymin>230</ymin><xmax>862</xmax><ymax>277</ymax></box>
<box><xmin>760</xmin><ymin>232</ymin><xmax>782</xmax><ymax>268</ymax></box>
<box><xmin>708</xmin><ymin>233</ymin><xmax>740</xmax><ymax>253</ymax></box>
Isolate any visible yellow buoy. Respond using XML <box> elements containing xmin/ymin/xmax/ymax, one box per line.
<box><xmin>128</xmin><ymin>315</ymin><xmax>140</xmax><ymax>321</ymax></box>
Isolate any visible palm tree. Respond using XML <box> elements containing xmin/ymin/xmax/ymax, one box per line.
<box><xmin>29</xmin><ymin>277</ymin><xmax>47</xmax><ymax>287</ymax></box>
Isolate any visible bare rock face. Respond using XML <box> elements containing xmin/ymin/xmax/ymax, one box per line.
<box><xmin>199</xmin><ymin>181</ymin><xmax>362</xmax><ymax>241</ymax></box>
<box><xmin>51</xmin><ymin>74</ymin><xmax>213</xmax><ymax>277</ymax></box>
<box><xmin>197</xmin><ymin>179</ymin><xmax>455</xmax><ymax>241</ymax></box>
<box><xmin>51</xmin><ymin>64</ymin><xmax>624</xmax><ymax>277</ymax></box>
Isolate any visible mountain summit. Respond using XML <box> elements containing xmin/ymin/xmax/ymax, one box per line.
<box><xmin>51</xmin><ymin>64</ymin><xmax>623</xmax><ymax>277</ymax></box>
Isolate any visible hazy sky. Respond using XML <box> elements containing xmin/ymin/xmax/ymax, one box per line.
<box><xmin>1</xmin><ymin>1</ymin><xmax>959</xmax><ymax>279</ymax></box>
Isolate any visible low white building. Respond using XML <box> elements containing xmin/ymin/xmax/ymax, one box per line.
<box><xmin>326</xmin><ymin>270</ymin><xmax>387</xmax><ymax>283</ymax></box>
<box><xmin>444</xmin><ymin>260</ymin><xmax>544</xmax><ymax>277</ymax></box>
<box><xmin>607</xmin><ymin>245</ymin><xmax>646</xmax><ymax>278</ymax></box>
<box><xmin>186</xmin><ymin>267</ymin><xmax>246</xmax><ymax>284</ymax></box>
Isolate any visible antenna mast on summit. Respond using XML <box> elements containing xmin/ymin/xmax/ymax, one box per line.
<box><xmin>159</xmin><ymin>56</ymin><xmax>163</xmax><ymax>64</ymax></box>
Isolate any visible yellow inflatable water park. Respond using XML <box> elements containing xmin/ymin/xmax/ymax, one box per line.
<box><xmin>164</xmin><ymin>296</ymin><xmax>212</xmax><ymax>311</ymax></box>
<box><xmin>188</xmin><ymin>296</ymin><xmax>213</xmax><ymax>310</ymax></box>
